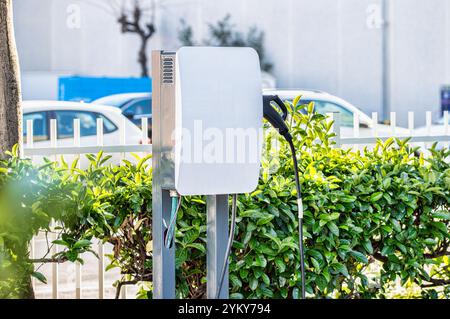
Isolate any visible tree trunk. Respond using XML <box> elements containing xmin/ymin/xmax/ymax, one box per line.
<box><xmin>21</xmin><ymin>270</ymin><xmax>35</xmax><ymax>299</ymax></box>
<box><xmin>0</xmin><ymin>0</ymin><xmax>22</xmax><ymax>157</ymax></box>
<box><xmin>138</xmin><ymin>36</ymin><xmax>149</xmax><ymax>78</ymax></box>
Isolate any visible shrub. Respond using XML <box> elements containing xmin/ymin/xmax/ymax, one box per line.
<box><xmin>0</xmin><ymin>148</ymin><xmax>97</xmax><ymax>298</ymax></box>
<box><xmin>1</xmin><ymin>98</ymin><xmax>450</xmax><ymax>299</ymax></box>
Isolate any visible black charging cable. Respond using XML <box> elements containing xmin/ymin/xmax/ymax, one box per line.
<box><xmin>287</xmin><ymin>136</ymin><xmax>306</xmax><ymax>299</ymax></box>
<box><xmin>215</xmin><ymin>96</ymin><xmax>306</xmax><ymax>299</ymax></box>
<box><xmin>264</xmin><ymin>95</ymin><xmax>306</xmax><ymax>299</ymax></box>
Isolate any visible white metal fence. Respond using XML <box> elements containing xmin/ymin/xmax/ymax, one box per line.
<box><xmin>23</xmin><ymin>117</ymin><xmax>152</xmax><ymax>158</ymax></box>
<box><xmin>22</xmin><ymin>111</ymin><xmax>450</xmax><ymax>299</ymax></box>
<box><xmin>329</xmin><ymin>111</ymin><xmax>450</xmax><ymax>148</ymax></box>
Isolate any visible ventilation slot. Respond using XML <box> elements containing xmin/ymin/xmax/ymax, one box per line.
<box><xmin>162</xmin><ymin>56</ymin><xmax>175</xmax><ymax>84</ymax></box>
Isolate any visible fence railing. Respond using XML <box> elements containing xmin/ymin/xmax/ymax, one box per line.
<box><xmin>328</xmin><ymin>111</ymin><xmax>450</xmax><ymax>148</ymax></box>
<box><xmin>22</xmin><ymin>111</ymin><xmax>450</xmax><ymax>299</ymax></box>
<box><xmin>23</xmin><ymin>117</ymin><xmax>152</xmax><ymax>158</ymax></box>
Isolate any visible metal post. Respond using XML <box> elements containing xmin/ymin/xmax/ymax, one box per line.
<box><xmin>381</xmin><ymin>0</ymin><xmax>391</xmax><ymax>121</ymax></box>
<box><xmin>152</xmin><ymin>50</ymin><xmax>177</xmax><ymax>299</ymax></box>
<box><xmin>329</xmin><ymin>112</ymin><xmax>341</xmax><ymax>148</ymax></box>
<box><xmin>153</xmin><ymin>189</ymin><xmax>176</xmax><ymax>298</ymax></box>
<box><xmin>206</xmin><ymin>195</ymin><xmax>230</xmax><ymax>299</ymax></box>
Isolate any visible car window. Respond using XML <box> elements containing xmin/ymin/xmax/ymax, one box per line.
<box><xmin>123</xmin><ymin>98</ymin><xmax>152</xmax><ymax>116</ymax></box>
<box><xmin>23</xmin><ymin>112</ymin><xmax>48</xmax><ymax>142</ymax></box>
<box><xmin>303</xmin><ymin>100</ymin><xmax>354</xmax><ymax>127</ymax></box>
<box><xmin>52</xmin><ymin>111</ymin><xmax>117</xmax><ymax>138</ymax></box>
<box><xmin>101</xmin><ymin>115</ymin><xmax>117</xmax><ymax>132</ymax></box>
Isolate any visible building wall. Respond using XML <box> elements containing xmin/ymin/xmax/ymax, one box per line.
<box><xmin>12</xmin><ymin>0</ymin><xmax>450</xmax><ymax>125</ymax></box>
<box><xmin>390</xmin><ymin>0</ymin><xmax>450</xmax><ymax>126</ymax></box>
<box><xmin>13</xmin><ymin>0</ymin><xmax>53</xmax><ymax>72</ymax></box>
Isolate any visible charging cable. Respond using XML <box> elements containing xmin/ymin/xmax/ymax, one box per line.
<box><xmin>215</xmin><ymin>97</ymin><xmax>306</xmax><ymax>299</ymax></box>
<box><xmin>264</xmin><ymin>95</ymin><xmax>306</xmax><ymax>299</ymax></box>
<box><xmin>164</xmin><ymin>191</ymin><xmax>182</xmax><ymax>248</ymax></box>
<box><xmin>215</xmin><ymin>194</ymin><xmax>238</xmax><ymax>299</ymax></box>
<box><xmin>287</xmin><ymin>136</ymin><xmax>306</xmax><ymax>299</ymax></box>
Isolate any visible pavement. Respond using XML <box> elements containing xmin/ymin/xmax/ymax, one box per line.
<box><xmin>33</xmin><ymin>235</ymin><xmax>138</xmax><ymax>299</ymax></box>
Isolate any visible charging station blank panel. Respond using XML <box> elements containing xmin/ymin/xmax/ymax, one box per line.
<box><xmin>175</xmin><ymin>47</ymin><xmax>263</xmax><ymax>196</ymax></box>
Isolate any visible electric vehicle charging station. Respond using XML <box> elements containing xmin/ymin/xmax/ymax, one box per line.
<box><xmin>152</xmin><ymin>47</ymin><xmax>264</xmax><ymax>299</ymax></box>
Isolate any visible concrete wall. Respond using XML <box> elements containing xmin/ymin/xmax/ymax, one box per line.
<box><xmin>12</xmin><ymin>0</ymin><xmax>450</xmax><ymax>126</ymax></box>
<box><xmin>21</xmin><ymin>72</ymin><xmax>66</xmax><ymax>100</ymax></box>
<box><xmin>389</xmin><ymin>0</ymin><xmax>450</xmax><ymax>125</ymax></box>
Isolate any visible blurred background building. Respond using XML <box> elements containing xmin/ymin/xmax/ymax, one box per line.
<box><xmin>12</xmin><ymin>0</ymin><xmax>450</xmax><ymax>125</ymax></box>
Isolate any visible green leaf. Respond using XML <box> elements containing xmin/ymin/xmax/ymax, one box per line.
<box><xmin>327</xmin><ymin>222</ymin><xmax>339</xmax><ymax>237</ymax></box>
<box><xmin>370</xmin><ymin>192</ymin><xmax>383</xmax><ymax>203</ymax></box>
<box><xmin>330</xmin><ymin>263</ymin><xmax>349</xmax><ymax>277</ymax></box>
<box><xmin>31</xmin><ymin>272</ymin><xmax>47</xmax><ymax>284</ymax></box>
<box><xmin>185</xmin><ymin>243</ymin><xmax>206</xmax><ymax>253</ymax></box>
<box><xmin>329</xmin><ymin>213</ymin><xmax>340</xmax><ymax>220</ymax></box>
<box><xmin>175</xmin><ymin>249</ymin><xmax>188</xmax><ymax>268</ymax></box>
<box><xmin>261</xmin><ymin>273</ymin><xmax>270</xmax><ymax>285</ymax></box>
<box><xmin>362</xmin><ymin>240</ymin><xmax>374</xmax><ymax>255</ymax></box>
<box><xmin>311</xmin><ymin>257</ymin><xmax>321</xmax><ymax>271</ymax></box>
<box><xmin>260</xmin><ymin>286</ymin><xmax>274</xmax><ymax>298</ymax></box>
<box><xmin>240</xmin><ymin>209</ymin><xmax>264</xmax><ymax>219</ymax></box>
<box><xmin>239</xmin><ymin>268</ymin><xmax>249</xmax><ymax>280</ymax></box>
<box><xmin>424</xmin><ymin>238</ymin><xmax>437</xmax><ymax>245</ymax></box>
<box><xmin>73</xmin><ymin>239</ymin><xmax>91</xmax><ymax>249</ymax></box>
<box><xmin>341</xmin><ymin>195</ymin><xmax>357</xmax><ymax>203</ymax></box>
<box><xmin>431</xmin><ymin>210</ymin><xmax>450</xmax><ymax>220</ymax></box>
<box><xmin>293</xmin><ymin>95</ymin><xmax>302</xmax><ymax>108</ymax></box>
<box><xmin>307</xmin><ymin>249</ymin><xmax>323</xmax><ymax>261</ymax></box>
<box><xmin>274</xmin><ymin>258</ymin><xmax>286</xmax><ymax>273</ymax></box>
<box><xmin>229</xmin><ymin>274</ymin><xmax>242</xmax><ymax>288</ymax></box>
<box><xmin>382</xmin><ymin>177</ymin><xmax>391</xmax><ymax>189</ymax></box>
<box><xmin>249</xmin><ymin>277</ymin><xmax>258</xmax><ymax>291</ymax></box>
<box><xmin>391</xmin><ymin>219</ymin><xmax>401</xmax><ymax>232</ymax></box>
<box><xmin>254</xmin><ymin>255</ymin><xmax>267</xmax><ymax>268</ymax></box>
<box><xmin>136</xmin><ymin>154</ymin><xmax>152</xmax><ymax>171</ymax></box>
<box><xmin>349</xmin><ymin>250</ymin><xmax>368</xmax><ymax>264</ymax></box>
<box><xmin>307</xmin><ymin>101</ymin><xmax>314</xmax><ymax>114</ymax></box>
<box><xmin>256</xmin><ymin>215</ymin><xmax>274</xmax><ymax>226</ymax></box>
<box><xmin>315</xmin><ymin>275</ymin><xmax>328</xmax><ymax>291</ymax></box>
<box><xmin>190</xmin><ymin>198</ymin><xmax>206</xmax><ymax>204</ymax></box>
<box><xmin>396</xmin><ymin>242</ymin><xmax>407</xmax><ymax>254</ymax></box>
<box><xmin>105</xmin><ymin>263</ymin><xmax>118</xmax><ymax>272</ymax></box>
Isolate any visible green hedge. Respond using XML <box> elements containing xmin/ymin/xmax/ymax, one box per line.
<box><xmin>1</xmin><ymin>99</ymin><xmax>450</xmax><ymax>299</ymax></box>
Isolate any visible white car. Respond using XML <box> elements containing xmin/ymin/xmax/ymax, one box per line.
<box><xmin>23</xmin><ymin>100</ymin><xmax>144</xmax><ymax>164</ymax></box>
<box><xmin>92</xmin><ymin>93</ymin><xmax>152</xmax><ymax>133</ymax></box>
<box><xmin>415</xmin><ymin>116</ymin><xmax>448</xmax><ymax>136</ymax></box>
<box><xmin>263</xmin><ymin>89</ymin><xmax>409</xmax><ymax>138</ymax></box>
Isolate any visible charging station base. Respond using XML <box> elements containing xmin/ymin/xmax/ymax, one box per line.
<box><xmin>206</xmin><ymin>195</ymin><xmax>229</xmax><ymax>299</ymax></box>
